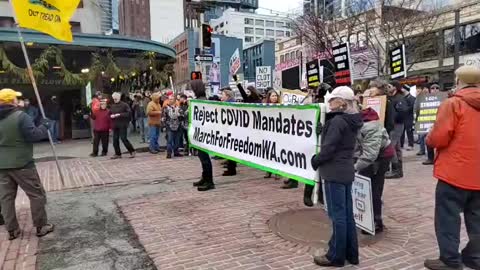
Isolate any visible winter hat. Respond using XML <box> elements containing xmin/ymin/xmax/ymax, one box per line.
<box><xmin>456</xmin><ymin>66</ymin><xmax>480</xmax><ymax>85</ymax></box>
<box><xmin>329</xmin><ymin>86</ymin><xmax>355</xmax><ymax>101</ymax></box>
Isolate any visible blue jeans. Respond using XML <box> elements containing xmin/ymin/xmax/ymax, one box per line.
<box><xmin>324</xmin><ymin>181</ymin><xmax>359</xmax><ymax>265</ymax></box>
<box><xmin>149</xmin><ymin>126</ymin><xmax>160</xmax><ymax>152</ymax></box>
<box><xmin>419</xmin><ymin>134</ymin><xmax>427</xmax><ymax>154</ymax></box>
<box><xmin>138</xmin><ymin>117</ymin><xmax>148</xmax><ymax>142</ymax></box>
<box><xmin>49</xmin><ymin>120</ymin><xmax>59</xmax><ymax>143</ymax></box>
<box><xmin>167</xmin><ymin>129</ymin><xmax>179</xmax><ymax>154</ymax></box>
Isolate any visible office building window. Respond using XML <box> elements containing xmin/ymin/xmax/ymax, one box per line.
<box><xmin>245</xmin><ymin>36</ymin><xmax>254</xmax><ymax>43</ymax></box>
<box><xmin>255</xmin><ymin>19</ymin><xmax>264</xmax><ymax>26</ymax></box>
<box><xmin>266</xmin><ymin>29</ymin><xmax>274</xmax><ymax>36</ymax></box>
<box><xmin>245</xmin><ymin>27</ymin><xmax>254</xmax><ymax>34</ymax></box>
<box><xmin>280</xmin><ymin>55</ymin><xmax>285</xmax><ymax>63</ymax></box>
<box><xmin>464</xmin><ymin>22</ymin><xmax>480</xmax><ymax>54</ymax></box>
<box><xmin>276</xmin><ymin>30</ymin><xmax>285</xmax><ymax>37</ymax></box>
<box><xmin>255</xmin><ymin>28</ymin><xmax>264</xmax><ymax>35</ymax></box>
<box><xmin>220</xmin><ymin>22</ymin><xmax>224</xmax><ymax>28</ymax></box>
<box><xmin>276</xmin><ymin>21</ymin><xmax>285</xmax><ymax>28</ymax></box>
<box><xmin>286</xmin><ymin>31</ymin><xmax>291</xmax><ymax>37</ymax></box>
<box><xmin>266</xmin><ymin>20</ymin><xmax>274</xmax><ymax>27</ymax></box>
<box><xmin>245</xmin><ymin>18</ymin><xmax>254</xmax><ymax>25</ymax></box>
<box><xmin>290</xmin><ymin>51</ymin><xmax>296</xmax><ymax>60</ymax></box>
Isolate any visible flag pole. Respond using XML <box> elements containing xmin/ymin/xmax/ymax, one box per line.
<box><xmin>9</xmin><ymin>1</ymin><xmax>66</xmax><ymax>187</ymax></box>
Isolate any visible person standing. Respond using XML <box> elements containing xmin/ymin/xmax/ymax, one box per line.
<box><xmin>110</xmin><ymin>92</ymin><xmax>136</xmax><ymax>159</ymax></box>
<box><xmin>90</xmin><ymin>99</ymin><xmax>111</xmax><ymax>157</ymax></box>
<box><xmin>142</xmin><ymin>91</ymin><xmax>152</xmax><ymax>143</ymax></box>
<box><xmin>354</xmin><ymin>107</ymin><xmax>394</xmax><ymax>234</ymax></box>
<box><xmin>400</xmin><ymin>86</ymin><xmax>416</xmax><ymax>151</ymax></box>
<box><xmin>45</xmin><ymin>96</ymin><xmax>61</xmax><ymax>144</ymax></box>
<box><xmin>23</xmin><ymin>98</ymin><xmax>39</xmax><ymax>125</ymax></box>
<box><xmin>385</xmin><ymin>81</ymin><xmax>408</xmax><ymax>179</ymax></box>
<box><xmin>178</xmin><ymin>94</ymin><xmax>190</xmax><ymax>156</ymax></box>
<box><xmin>423</xmin><ymin>66</ymin><xmax>480</xmax><ymax>270</ymax></box>
<box><xmin>0</xmin><ymin>88</ymin><xmax>54</xmax><ymax>240</ymax></box>
<box><xmin>132</xmin><ymin>94</ymin><xmax>147</xmax><ymax>143</ymax></box>
<box><xmin>163</xmin><ymin>95</ymin><xmax>182</xmax><ymax>159</ymax></box>
<box><xmin>220</xmin><ymin>90</ymin><xmax>239</xmax><ymax>176</ymax></box>
<box><xmin>190</xmin><ymin>80</ymin><xmax>215</xmax><ymax>191</ymax></box>
<box><xmin>311</xmin><ymin>86</ymin><xmax>362</xmax><ymax>267</ymax></box>
<box><xmin>146</xmin><ymin>93</ymin><xmax>162</xmax><ymax>154</ymax></box>
<box><xmin>422</xmin><ymin>83</ymin><xmax>442</xmax><ymax>165</ymax></box>
<box><xmin>233</xmin><ymin>75</ymin><xmax>262</xmax><ymax>103</ymax></box>
<box><xmin>415</xmin><ymin>84</ymin><xmax>431</xmax><ymax>156</ymax></box>
<box><xmin>264</xmin><ymin>89</ymin><xmax>281</xmax><ymax>180</ymax></box>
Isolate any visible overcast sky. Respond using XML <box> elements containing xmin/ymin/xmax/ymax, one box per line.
<box><xmin>258</xmin><ymin>0</ymin><xmax>303</xmax><ymax>14</ymax></box>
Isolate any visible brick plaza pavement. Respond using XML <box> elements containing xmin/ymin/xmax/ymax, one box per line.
<box><xmin>0</xmin><ymin>152</ymin><xmax>471</xmax><ymax>270</ymax></box>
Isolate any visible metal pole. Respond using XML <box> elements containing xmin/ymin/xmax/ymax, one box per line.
<box><xmin>9</xmin><ymin>1</ymin><xmax>66</xmax><ymax>187</ymax></box>
<box><xmin>453</xmin><ymin>9</ymin><xmax>460</xmax><ymax>70</ymax></box>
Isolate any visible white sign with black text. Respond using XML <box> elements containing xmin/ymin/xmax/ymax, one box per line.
<box><xmin>255</xmin><ymin>66</ymin><xmax>272</xmax><ymax>89</ymax></box>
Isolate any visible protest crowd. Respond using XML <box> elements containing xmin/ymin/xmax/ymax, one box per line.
<box><xmin>0</xmin><ymin>65</ymin><xmax>479</xmax><ymax>270</ymax></box>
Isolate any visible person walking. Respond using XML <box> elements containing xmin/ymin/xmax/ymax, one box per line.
<box><xmin>90</xmin><ymin>99</ymin><xmax>111</xmax><ymax>157</ymax></box>
<box><xmin>110</xmin><ymin>92</ymin><xmax>136</xmax><ymax>159</ymax></box>
<box><xmin>423</xmin><ymin>66</ymin><xmax>480</xmax><ymax>270</ymax></box>
<box><xmin>146</xmin><ymin>92</ymin><xmax>162</xmax><ymax>154</ymax></box>
<box><xmin>163</xmin><ymin>94</ymin><xmax>182</xmax><ymax>159</ymax></box>
<box><xmin>311</xmin><ymin>86</ymin><xmax>362</xmax><ymax>267</ymax></box>
<box><xmin>44</xmin><ymin>96</ymin><xmax>61</xmax><ymax>144</ymax></box>
<box><xmin>354</xmin><ymin>107</ymin><xmax>394</xmax><ymax>234</ymax></box>
<box><xmin>0</xmin><ymin>88</ymin><xmax>54</xmax><ymax>240</ymax></box>
<box><xmin>190</xmin><ymin>80</ymin><xmax>215</xmax><ymax>191</ymax></box>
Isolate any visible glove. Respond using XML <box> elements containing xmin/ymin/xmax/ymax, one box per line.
<box><xmin>233</xmin><ymin>74</ymin><xmax>238</xmax><ymax>82</ymax></box>
<box><xmin>311</xmin><ymin>154</ymin><xmax>318</xmax><ymax>170</ymax></box>
<box><xmin>316</xmin><ymin>122</ymin><xmax>323</xmax><ymax>135</ymax></box>
<box><xmin>40</xmin><ymin>118</ymin><xmax>51</xmax><ymax>129</ymax></box>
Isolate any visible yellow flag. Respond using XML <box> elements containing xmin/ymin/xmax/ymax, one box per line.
<box><xmin>11</xmin><ymin>0</ymin><xmax>80</xmax><ymax>42</ymax></box>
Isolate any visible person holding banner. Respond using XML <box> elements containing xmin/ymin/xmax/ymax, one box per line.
<box><xmin>311</xmin><ymin>86</ymin><xmax>362</xmax><ymax>267</ymax></box>
<box><xmin>220</xmin><ymin>89</ymin><xmax>239</xmax><ymax>176</ymax></box>
<box><xmin>263</xmin><ymin>89</ymin><xmax>281</xmax><ymax>180</ymax></box>
<box><xmin>354</xmin><ymin>107</ymin><xmax>395</xmax><ymax>234</ymax></box>
<box><xmin>190</xmin><ymin>80</ymin><xmax>215</xmax><ymax>191</ymax></box>
<box><xmin>0</xmin><ymin>88</ymin><xmax>55</xmax><ymax>240</ymax></box>
<box><xmin>424</xmin><ymin>66</ymin><xmax>480</xmax><ymax>270</ymax></box>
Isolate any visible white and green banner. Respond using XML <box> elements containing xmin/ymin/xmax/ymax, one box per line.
<box><xmin>188</xmin><ymin>100</ymin><xmax>321</xmax><ymax>186</ymax></box>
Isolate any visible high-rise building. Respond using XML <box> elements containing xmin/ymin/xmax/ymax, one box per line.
<box><xmin>119</xmin><ymin>0</ymin><xmax>151</xmax><ymax>39</ymax></box>
<box><xmin>151</xmin><ymin>0</ymin><xmax>185</xmax><ymax>43</ymax></box>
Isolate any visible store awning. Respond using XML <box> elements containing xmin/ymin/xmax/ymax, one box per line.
<box><xmin>0</xmin><ymin>28</ymin><xmax>176</xmax><ymax>59</ymax></box>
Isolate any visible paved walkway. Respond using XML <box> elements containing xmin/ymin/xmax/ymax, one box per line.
<box><xmin>0</xmin><ymin>144</ymin><xmax>470</xmax><ymax>270</ymax></box>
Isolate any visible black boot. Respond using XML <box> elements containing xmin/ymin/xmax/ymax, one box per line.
<box><xmin>385</xmin><ymin>162</ymin><xmax>403</xmax><ymax>179</ymax></box>
<box><xmin>304</xmin><ymin>185</ymin><xmax>314</xmax><ymax>207</ymax></box>
<box><xmin>197</xmin><ymin>179</ymin><xmax>215</xmax><ymax>191</ymax></box>
<box><xmin>222</xmin><ymin>170</ymin><xmax>236</xmax><ymax>176</ymax></box>
<box><xmin>0</xmin><ymin>214</ymin><xmax>4</xmax><ymax>225</ymax></box>
<box><xmin>193</xmin><ymin>177</ymin><xmax>205</xmax><ymax>187</ymax></box>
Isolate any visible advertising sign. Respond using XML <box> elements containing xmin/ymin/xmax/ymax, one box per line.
<box><xmin>306</xmin><ymin>59</ymin><xmax>321</xmax><ymax>88</ymax></box>
<box><xmin>255</xmin><ymin>66</ymin><xmax>272</xmax><ymax>89</ymax></box>
<box><xmin>332</xmin><ymin>43</ymin><xmax>352</xmax><ymax>86</ymax></box>
<box><xmin>188</xmin><ymin>100</ymin><xmax>321</xmax><ymax>185</ymax></box>
<box><xmin>229</xmin><ymin>48</ymin><xmax>241</xmax><ymax>75</ymax></box>
<box><xmin>390</xmin><ymin>45</ymin><xmax>407</xmax><ymax>79</ymax></box>
<box><xmin>415</xmin><ymin>93</ymin><xmax>447</xmax><ymax>134</ymax></box>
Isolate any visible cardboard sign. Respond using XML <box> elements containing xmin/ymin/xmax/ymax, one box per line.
<box><xmin>229</xmin><ymin>48</ymin><xmax>241</xmax><ymax>75</ymax></box>
<box><xmin>322</xmin><ymin>174</ymin><xmax>375</xmax><ymax>235</ymax></box>
<box><xmin>281</xmin><ymin>89</ymin><xmax>309</xmax><ymax>105</ymax></box>
<box><xmin>333</xmin><ymin>43</ymin><xmax>352</xmax><ymax>86</ymax></box>
<box><xmin>415</xmin><ymin>93</ymin><xmax>447</xmax><ymax>134</ymax></box>
<box><xmin>255</xmin><ymin>66</ymin><xmax>272</xmax><ymax>89</ymax></box>
<box><xmin>390</xmin><ymin>45</ymin><xmax>407</xmax><ymax>79</ymax></box>
<box><xmin>363</xmin><ymin>95</ymin><xmax>387</xmax><ymax>126</ymax></box>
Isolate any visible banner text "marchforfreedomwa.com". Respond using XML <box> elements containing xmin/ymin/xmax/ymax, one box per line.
<box><xmin>188</xmin><ymin>100</ymin><xmax>321</xmax><ymax>185</ymax></box>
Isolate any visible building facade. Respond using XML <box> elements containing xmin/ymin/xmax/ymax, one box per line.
<box><xmin>119</xmin><ymin>0</ymin><xmax>151</xmax><ymax>39</ymax></box>
<box><xmin>243</xmin><ymin>40</ymin><xmax>275</xmax><ymax>84</ymax></box>
<box><xmin>210</xmin><ymin>9</ymin><xmax>292</xmax><ymax>45</ymax></box>
<box><xmin>150</xmin><ymin>0</ymin><xmax>185</xmax><ymax>43</ymax></box>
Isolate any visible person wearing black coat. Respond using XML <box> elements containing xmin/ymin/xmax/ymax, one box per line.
<box><xmin>311</xmin><ymin>86</ymin><xmax>363</xmax><ymax>268</ymax></box>
<box><xmin>110</xmin><ymin>92</ymin><xmax>136</xmax><ymax>159</ymax></box>
<box><xmin>233</xmin><ymin>74</ymin><xmax>262</xmax><ymax>103</ymax></box>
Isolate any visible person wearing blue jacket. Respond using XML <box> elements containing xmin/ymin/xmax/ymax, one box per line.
<box><xmin>311</xmin><ymin>86</ymin><xmax>363</xmax><ymax>267</ymax></box>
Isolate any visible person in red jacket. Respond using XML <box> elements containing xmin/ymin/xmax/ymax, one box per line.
<box><xmin>424</xmin><ymin>66</ymin><xmax>480</xmax><ymax>270</ymax></box>
<box><xmin>90</xmin><ymin>99</ymin><xmax>111</xmax><ymax>157</ymax></box>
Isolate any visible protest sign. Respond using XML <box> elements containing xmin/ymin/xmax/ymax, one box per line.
<box><xmin>188</xmin><ymin>100</ymin><xmax>320</xmax><ymax>185</ymax></box>
<box><xmin>363</xmin><ymin>95</ymin><xmax>387</xmax><ymax>126</ymax></box>
<box><xmin>306</xmin><ymin>59</ymin><xmax>321</xmax><ymax>88</ymax></box>
<box><xmin>229</xmin><ymin>48</ymin><xmax>241</xmax><ymax>75</ymax></box>
<box><xmin>255</xmin><ymin>66</ymin><xmax>272</xmax><ymax>89</ymax></box>
<box><xmin>281</xmin><ymin>90</ymin><xmax>309</xmax><ymax>105</ymax></box>
<box><xmin>415</xmin><ymin>93</ymin><xmax>447</xmax><ymax>134</ymax></box>
<box><xmin>333</xmin><ymin>43</ymin><xmax>352</xmax><ymax>86</ymax></box>
<box><xmin>322</xmin><ymin>174</ymin><xmax>375</xmax><ymax>235</ymax></box>
<box><xmin>390</xmin><ymin>45</ymin><xmax>407</xmax><ymax>79</ymax></box>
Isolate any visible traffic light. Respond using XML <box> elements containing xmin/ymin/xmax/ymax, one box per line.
<box><xmin>202</xmin><ymin>24</ymin><xmax>213</xmax><ymax>48</ymax></box>
<box><xmin>191</xmin><ymin>71</ymin><xmax>202</xmax><ymax>80</ymax></box>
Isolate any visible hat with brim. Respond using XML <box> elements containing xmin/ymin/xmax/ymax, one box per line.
<box><xmin>329</xmin><ymin>86</ymin><xmax>355</xmax><ymax>101</ymax></box>
<box><xmin>456</xmin><ymin>66</ymin><xmax>480</xmax><ymax>85</ymax></box>
<box><xmin>0</xmin><ymin>88</ymin><xmax>22</xmax><ymax>104</ymax></box>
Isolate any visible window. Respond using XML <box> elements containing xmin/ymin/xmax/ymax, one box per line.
<box><xmin>255</xmin><ymin>28</ymin><xmax>264</xmax><ymax>35</ymax></box>
<box><xmin>266</xmin><ymin>20</ymin><xmax>274</xmax><ymax>27</ymax></box>
<box><xmin>220</xmin><ymin>22</ymin><xmax>224</xmax><ymax>28</ymax></box>
<box><xmin>286</xmin><ymin>22</ymin><xmax>292</xmax><ymax>28</ymax></box>
<box><xmin>70</xmin><ymin>22</ymin><xmax>81</xmax><ymax>33</ymax></box>
<box><xmin>276</xmin><ymin>30</ymin><xmax>285</xmax><ymax>37</ymax></box>
<box><xmin>255</xmin><ymin>19</ymin><xmax>264</xmax><ymax>26</ymax></box>
<box><xmin>78</xmin><ymin>0</ymin><xmax>83</xmax><ymax>8</ymax></box>
<box><xmin>0</xmin><ymin>17</ymin><xmax>14</xmax><ymax>28</ymax></box>
<box><xmin>296</xmin><ymin>50</ymin><xmax>302</xmax><ymax>60</ymax></box>
<box><xmin>266</xmin><ymin>29</ymin><xmax>274</xmax><ymax>36</ymax></box>
<box><xmin>280</xmin><ymin>55</ymin><xmax>285</xmax><ymax>63</ymax></box>
<box><xmin>405</xmin><ymin>32</ymin><xmax>439</xmax><ymax>63</ymax></box>
<box><xmin>245</xmin><ymin>36</ymin><xmax>254</xmax><ymax>43</ymax></box>
<box><xmin>276</xmin><ymin>21</ymin><xmax>285</xmax><ymax>28</ymax></box>
<box><xmin>245</xmin><ymin>27</ymin><xmax>254</xmax><ymax>34</ymax></box>
<box><xmin>215</xmin><ymin>26</ymin><xmax>219</xmax><ymax>31</ymax></box>
<box><xmin>286</xmin><ymin>31</ymin><xmax>291</xmax><ymax>37</ymax></box>
<box><xmin>463</xmin><ymin>22</ymin><xmax>480</xmax><ymax>55</ymax></box>
<box><xmin>290</xmin><ymin>51</ymin><xmax>296</xmax><ymax>60</ymax></box>
<box><xmin>245</xmin><ymin>18</ymin><xmax>254</xmax><ymax>25</ymax></box>
<box><xmin>444</xmin><ymin>28</ymin><xmax>456</xmax><ymax>57</ymax></box>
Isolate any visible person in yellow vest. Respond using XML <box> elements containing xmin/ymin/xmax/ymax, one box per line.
<box><xmin>0</xmin><ymin>89</ymin><xmax>54</xmax><ymax>240</ymax></box>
